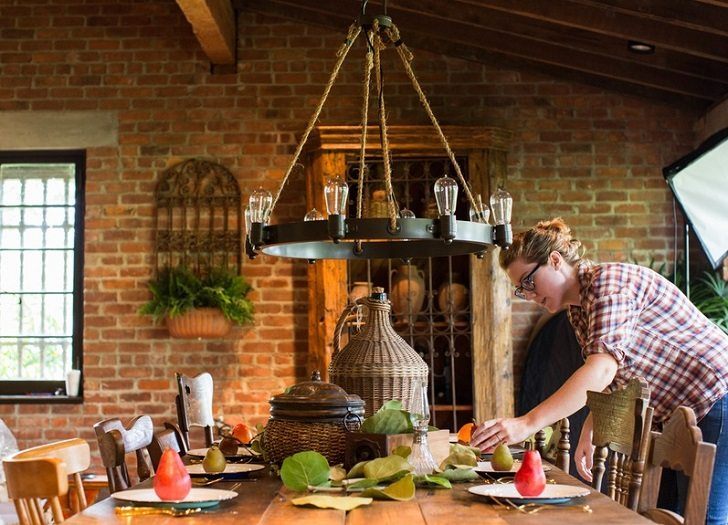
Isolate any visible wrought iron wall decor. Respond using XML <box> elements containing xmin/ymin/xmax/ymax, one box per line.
<box><xmin>154</xmin><ymin>159</ymin><xmax>242</xmax><ymax>274</ymax></box>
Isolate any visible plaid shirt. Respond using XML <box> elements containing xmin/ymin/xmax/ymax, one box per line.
<box><xmin>568</xmin><ymin>262</ymin><xmax>728</xmax><ymax>423</ymax></box>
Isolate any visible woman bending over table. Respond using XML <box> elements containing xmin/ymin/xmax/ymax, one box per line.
<box><xmin>471</xmin><ymin>217</ymin><xmax>728</xmax><ymax>525</ymax></box>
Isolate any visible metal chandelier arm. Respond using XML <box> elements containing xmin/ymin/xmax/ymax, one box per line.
<box><xmin>386</xmin><ymin>23</ymin><xmax>480</xmax><ymax>215</ymax></box>
<box><xmin>269</xmin><ymin>22</ymin><xmax>362</xmax><ymax>214</ymax></box>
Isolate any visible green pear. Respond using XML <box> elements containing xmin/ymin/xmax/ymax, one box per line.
<box><xmin>490</xmin><ymin>443</ymin><xmax>514</xmax><ymax>471</ymax></box>
<box><xmin>202</xmin><ymin>444</ymin><xmax>227</xmax><ymax>473</ymax></box>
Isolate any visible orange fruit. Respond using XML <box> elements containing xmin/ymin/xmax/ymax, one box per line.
<box><xmin>457</xmin><ymin>422</ymin><xmax>475</xmax><ymax>444</ymax></box>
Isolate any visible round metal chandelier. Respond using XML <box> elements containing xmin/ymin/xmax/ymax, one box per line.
<box><xmin>245</xmin><ymin>1</ymin><xmax>513</xmax><ymax>262</ymax></box>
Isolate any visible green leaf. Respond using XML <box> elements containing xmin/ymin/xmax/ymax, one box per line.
<box><xmin>360</xmin><ymin>409</ymin><xmax>413</xmax><ymax>434</ymax></box>
<box><xmin>391</xmin><ymin>445</ymin><xmax>411</xmax><ymax>459</ymax></box>
<box><xmin>362</xmin><ymin>474</ymin><xmax>416</xmax><ymax>501</ymax></box>
<box><xmin>362</xmin><ymin>455</ymin><xmax>412</xmax><ymax>480</ymax></box>
<box><xmin>379</xmin><ymin>400</ymin><xmax>404</xmax><ymax>411</ymax></box>
<box><xmin>347</xmin><ymin>461</ymin><xmax>369</xmax><ymax>479</ymax></box>
<box><xmin>345</xmin><ymin>478</ymin><xmax>381</xmax><ymax>491</ymax></box>
<box><xmin>439</xmin><ymin>443</ymin><xmax>478</xmax><ymax>470</ymax></box>
<box><xmin>438</xmin><ymin>467</ymin><xmax>479</xmax><ymax>482</ymax></box>
<box><xmin>280</xmin><ymin>451</ymin><xmax>330</xmax><ymax>492</ymax></box>
<box><xmin>414</xmin><ymin>474</ymin><xmax>452</xmax><ymax>489</ymax></box>
<box><xmin>291</xmin><ymin>495</ymin><xmax>373</xmax><ymax>511</ymax></box>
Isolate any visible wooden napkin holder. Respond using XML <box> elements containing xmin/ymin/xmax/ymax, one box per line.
<box><xmin>344</xmin><ymin>429</ymin><xmax>450</xmax><ymax>469</ymax></box>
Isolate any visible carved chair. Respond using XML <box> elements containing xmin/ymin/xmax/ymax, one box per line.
<box><xmin>535</xmin><ymin>418</ymin><xmax>571</xmax><ymax>472</ymax></box>
<box><xmin>176</xmin><ymin>371</ymin><xmax>215</xmax><ymax>449</ymax></box>
<box><xmin>149</xmin><ymin>421</ymin><xmax>187</xmax><ymax>470</ymax></box>
<box><xmin>638</xmin><ymin>406</ymin><xmax>716</xmax><ymax>525</ymax></box>
<box><xmin>93</xmin><ymin>415</ymin><xmax>155</xmax><ymax>493</ymax></box>
<box><xmin>586</xmin><ymin>376</ymin><xmax>653</xmax><ymax>511</ymax></box>
<box><xmin>3</xmin><ymin>438</ymin><xmax>90</xmax><ymax>525</ymax></box>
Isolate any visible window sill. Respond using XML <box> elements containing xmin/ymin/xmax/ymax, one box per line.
<box><xmin>0</xmin><ymin>395</ymin><xmax>83</xmax><ymax>405</ymax></box>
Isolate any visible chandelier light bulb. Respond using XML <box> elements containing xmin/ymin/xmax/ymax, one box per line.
<box><xmin>490</xmin><ymin>187</ymin><xmax>513</xmax><ymax>225</ymax></box>
<box><xmin>304</xmin><ymin>208</ymin><xmax>324</xmax><ymax>221</ymax></box>
<box><xmin>249</xmin><ymin>187</ymin><xmax>272</xmax><ymax>223</ymax></box>
<box><xmin>400</xmin><ymin>208</ymin><xmax>416</xmax><ymax>219</ymax></box>
<box><xmin>324</xmin><ymin>176</ymin><xmax>349</xmax><ymax>216</ymax></box>
<box><xmin>470</xmin><ymin>194</ymin><xmax>491</xmax><ymax>224</ymax></box>
<box><xmin>434</xmin><ymin>176</ymin><xmax>458</xmax><ymax>216</ymax></box>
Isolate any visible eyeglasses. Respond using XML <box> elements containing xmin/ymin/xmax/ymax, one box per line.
<box><xmin>514</xmin><ymin>263</ymin><xmax>543</xmax><ymax>300</ymax></box>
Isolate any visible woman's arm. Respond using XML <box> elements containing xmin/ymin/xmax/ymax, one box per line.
<box><xmin>471</xmin><ymin>353</ymin><xmax>618</xmax><ymax>451</ymax></box>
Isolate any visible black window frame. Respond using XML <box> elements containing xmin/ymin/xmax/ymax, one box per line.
<box><xmin>0</xmin><ymin>150</ymin><xmax>85</xmax><ymax>403</ymax></box>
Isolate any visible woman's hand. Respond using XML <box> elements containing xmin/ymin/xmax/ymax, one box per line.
<box><xmin>574</xmin><ymin>414</ymin><xmax>594</xmax><ymax>482</ymax></box>
<box><xmin>470</xmin><ymin>416</ymin><xmax>535</xmax><ymax>452</ymax></box>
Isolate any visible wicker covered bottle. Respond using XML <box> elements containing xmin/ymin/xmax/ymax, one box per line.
<box><xmin>329</xmin><ymin>288</ymin><xmax>429</xmax><ymax>417</ymax></box>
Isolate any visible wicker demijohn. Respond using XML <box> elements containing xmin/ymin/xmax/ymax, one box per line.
<box><xmin>263</xmin><ymin>371</ymin><xmax>364</xmax><ymax>466</ymax></box>
<box><xmin>329</xmin><ymin>288</ymin><xmax>429</xmax><ymax>417</ymax></box>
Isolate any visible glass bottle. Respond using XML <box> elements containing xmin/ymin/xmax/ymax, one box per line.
<box><xmin>408</xmin><ymin>379</ymin><xmax>439</xmax><ymax>475</ymax></box>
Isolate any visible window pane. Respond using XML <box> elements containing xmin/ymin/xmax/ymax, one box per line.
<box><xmin>0</xmin><ymin>251</ymin><xmax>21</xmax><ymax>291</ymax></box>
<box><xmin>23</xmin><ymin>179</ymin><xmax>45</xmax><ymax>205</ymax></box>
<box><xmin>20</xmin><ymin>344</ymin><xmax>41</xmax><ymax>378</ymax></box>
<box><xmin>44</xmin><ymin>294</ymin><xmax>70</xmax><ymax>336</ymax></box>
<box><xmin>47</xmin><ymin>178</ymin><xmax>68</xmax><ymax>205</ymax></box>
<box><xmin>0</xmin><ymin>343</ymin><xmax>19</xmax><ymax>379</ymax></box>
<box><xmin>46</xmin><ymin>227</ymin><xmax>71</xmax><ymax>249</ymax></box>
<box><xmin>20</xmin><ymin>294</ymin><xmax>42</xmax><ymax>334</ymax></box>
<box><xmin>22</xmin><ymin>251</ymin><xmax>43</xmax><ymax>290</ymax></box>
<box><xmin>46</xmin><ymin>207</ymin><xmax>66</xmax><ymax>226</ymax></box>
<box><xmin>23</xmin><ymin>227</ymin><xmax>43</xmax><ymax>249</ymax></box>
<box><xmin>43</xmin><ymin>342</ymin><xmax>65</xmax><ymax>379</ymax></box>
<box><xmin>1</xmin><ymin>179</ymin><xmax>22</xmax><ymax>205</ymax></box>
<box><xmin>0</xmin><ymin>294</ymin><xmax>20</xmax><ymax>333</ymax></box>
<box><xmin>44</xmin><ymin>251</ymin><xmax>70</xmax><ymax>292</ymax></box>
<box><xmin>24</xmin><ymin>207</ymin><xmax>43</xmax><ymax>226</ymax></box>
<box><xmin>1</xmin><ymin>207</ymin><xmax>20</xmax><ymax>226</ymax></box>
<box><xmin>1</xmin><ymin>228</ymin><xmax>20</xmax><ymax>248</ymax></box>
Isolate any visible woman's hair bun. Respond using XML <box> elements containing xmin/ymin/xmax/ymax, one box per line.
<box><xmin>535</xmin><ymin>217</ymin><xmax>571</xmax><ymax>238</ymax></box>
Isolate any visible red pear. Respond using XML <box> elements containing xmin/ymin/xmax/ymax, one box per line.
<box><xmin>514</xmin><ymin>450</ymin><xmax>546</xmax><ymax>497</ymax></box>
<box><xmin>153</xmin><ymin>448</ymin><xmax>192</xmax><ymax>501</ymax></box>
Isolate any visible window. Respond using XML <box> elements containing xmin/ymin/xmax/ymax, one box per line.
<box><xmin>0</xmin><ymin>151</ymin><xmax>85</xmax><ymax>401</ymax></box>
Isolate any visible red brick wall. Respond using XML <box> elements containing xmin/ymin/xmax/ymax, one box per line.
<box><xmin>0</xmin><ymin>1</ymin><xmax>698</xmax><ymax>465</ymax></box>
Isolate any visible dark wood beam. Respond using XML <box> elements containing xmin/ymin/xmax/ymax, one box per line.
<box><xmin>176</xmin><ymin>0</ymin><xmax>236</xmax><ymax>65</ymax></box>
<box><xmin>242</xmin><ymin>0</ymin><xmax>720</xmax><ymax>105</ymax></box>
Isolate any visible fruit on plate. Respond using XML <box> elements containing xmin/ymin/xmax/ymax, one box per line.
<box><xmin>490</xmin><ymin>442</ymin><xmax>514</xmax><ymax>471</ymax></box>
<box><xmin>219</xmin><ymin>435</ymin><xmax>240</xmax><ymax>456</ymax></box>
<box><xmin>514</xmin><ymin>450</ymin><xmax>546</xmax><ymax>497</ymax></box>
<box><xmin>231</xmin><ymin>422</ymin><xmax>254</xmax><ymax>444</ymax></box>
<box><xmin>202</xmin><ymin>444</ymin><xmax>227</xmax><ymax>473</ymax></box>
<box><xmin>456</xmin><ymin>422</ymin><xmax>475</xmax><ymax>445</ymax></box>
<box><xmin>153</xmin><ymin>449</ymin><xmax>192</xmax><ymax>501</ymax></box>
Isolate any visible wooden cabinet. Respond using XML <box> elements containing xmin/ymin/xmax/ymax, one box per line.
<box><xmin>305</xmin><ymin>126</ymin><xmax>514</xmax><ymax>428</ymax></box>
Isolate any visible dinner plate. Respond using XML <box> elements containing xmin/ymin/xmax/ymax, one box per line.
<box><xmin>474</xmin><ymin>460</ymin><xmax>552</xmax><ymax>475</ymax></box>
<box><xmin>186</xmin><ymin>463</ymin><xmax>264</xmax><ymax>477</ymax></box>
<box><xmin>187</xmin><ymin>447</ymin><xmax>258</xmax><ymax>459</ymax></box>
<box><xmin>111</xmin><ymin>488</ymin><xmax>238</xmax><ymax>509</ymax></box>
<box><xmin>468</xmin><ymin>483</ymin><xmax>590</xmax><ymax>505</ymax></box>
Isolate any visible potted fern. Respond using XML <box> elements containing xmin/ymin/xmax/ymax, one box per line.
<box><xmin>691</xmin><ymin>271</ymin><xmax>728</xmax><ymax>334</ymax></box>
<box><xmin>140</xmin><ymin>265</ymin><xmax>254</xmax><ymax>338</ymax></box>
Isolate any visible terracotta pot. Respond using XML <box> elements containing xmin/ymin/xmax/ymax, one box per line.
<box><xmin>390</xmin><ymin>264</ymin><xmax>426</xmax><ymax>316</ymax></box>
<box><xmin>437</xmin><ymin>281</ymin><xmax>469</xmax><ymax>314</ymax></box>
<box><xmin>166</xmin><ymin>307</ymin><xmax>232</xmax><ymax>339</ymax></box>
<box><xmin>348</xmin><ymin>281</ymin><xmax>372</xmax><ymax>304</ymax></box>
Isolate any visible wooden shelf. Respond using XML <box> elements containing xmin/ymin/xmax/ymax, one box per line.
<box><xmin>432</xmin><ymin>404</ymin><xmax>473</xmax><ymax>412</ymax></box>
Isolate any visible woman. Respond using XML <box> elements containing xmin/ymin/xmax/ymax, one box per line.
<box><xmin>471</xmin><ymin>217</ymin><xmax>728</xmax><ymax>524</ymax></box>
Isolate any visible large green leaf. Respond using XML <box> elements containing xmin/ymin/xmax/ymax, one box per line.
<box><xmin>439</xmin><ymin>443</ymin><xmax>478</xmax><ymax>470</ymax></box>
<box><xmin>347</xmin><ymin>461</ymin><xmax>369</xmax><ymax>479</ymax></box>
<box><xmin>280</xmin><ymin>451</ymin><xmax>330</xmax><ymax>492</ymax></box>
<box><xmin>362</xmin><ymin>474</ymin><xmax>416</xmax><ymax>501</ymax></box>
<box><xmin>438</xmin><ymin>467</ymin><xmax>479</xmax><ymax>482</ymax></box>
<box><xmin>414</xmin><ymin>474</ymin><xmax>452</xmax><ymax>489</ymax></box>
<box><xmin>292</xmin><ymin>495</ymin><xmax>373</xmax><ymax>510</ymax></box>
<box><xmin>362</xmin><ymin>455</ymin><xmax>412</xmax><ymax>480</ymax></box>
<box><xmin>360</xmin><ymin>409</ymin><xmax>413</xmax><ymax>434</ymax></box>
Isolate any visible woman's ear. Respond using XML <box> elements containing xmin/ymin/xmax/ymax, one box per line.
<box><xmin>549</xmin><ymin>250</ymin><xmax>562</xmax><ymax>269</ymax></box>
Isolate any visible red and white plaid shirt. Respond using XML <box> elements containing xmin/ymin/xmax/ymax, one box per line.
<box><xmin>568</xmin><ymin>262</ymin><xmax>728</xmax><ymax>423</ymax></box>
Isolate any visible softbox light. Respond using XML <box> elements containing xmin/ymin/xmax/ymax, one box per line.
<box><xmin>663</xmin><ymin>127</ymin><xmax>728</xmax><ymax>269</ymax></box>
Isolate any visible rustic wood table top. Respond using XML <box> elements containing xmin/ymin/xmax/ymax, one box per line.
<box><xmin>64</xmin><ymin>466</ymin><xmax>653</xmax><ymax>524</ymax></box>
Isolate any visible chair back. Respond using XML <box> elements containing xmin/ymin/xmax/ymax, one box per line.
<box><xmin>176</xmin><ymin>372</ymin><xmax>215</xmax><ymax>448</ymax></box>
<box><xmin>149</xmin><ymin>421</ymin><xmax>187</xmax><ymax>470</ymax></box>
<box><xmin>535</xmin><ymin>418</ymin><xmax>571</xmax><ymax>472</ymax></box>
<box><xmin>3</xmin><ymin>438</ymin><xmax>90</xmax><ymax>525</ymax></box>
<box><xmin>638</xmin><ymin>406</ymin><xmax>716</xmax><ymax>525</ymax></box>
<box><xmin>93</xmin><ymin>415</ymin><xmax>154</xmax><ymax>493</ymax></box>
<box><xmin>586</xmin><ymin>376</ymin><xmax>653</xmax><ymax>511</ymax></box>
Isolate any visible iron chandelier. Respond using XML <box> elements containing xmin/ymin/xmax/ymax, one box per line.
<box><xmin>245</xmin><ymin>1</ymin><xmax>513</xmax><ymax>262</ymax></box>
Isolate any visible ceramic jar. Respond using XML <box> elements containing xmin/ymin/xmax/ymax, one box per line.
<box><xmin>437</xmin><ymin>280</ymin><xmax>469</xmax><ymax>317</ymax></box>
<box><xmin>349</xmin><ymin>281</ymin><xmax>372</xmax><ymax>304</ymax></box>
<box><xmin>390</xmin><ymin>264</ymin><xmax>426</xmax><ymax>316</ymax></box>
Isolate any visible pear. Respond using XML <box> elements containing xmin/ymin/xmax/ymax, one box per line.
<box><xmin>202</xmin><ymin>444</ymin><xmax>227</xmax><ymax>473</ymax></box>
<box><xmin>514</xmin><ymin>450</ymin><xmax>546</xmax><ymax>496</ymax></box>
<box><xmin>490</xmin><ymin>443</ymin><xmax>514</xmax><ymax>471</ymax></box>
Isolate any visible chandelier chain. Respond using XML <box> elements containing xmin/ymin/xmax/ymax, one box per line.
<box><xmin>356</xmin><ymin>28</ymin><xmax>375</xmax><ymax>219</ymax></box>
<box><xmin>270</xmin><ymin>23</ymin><xmax>362</xmax><ymax>213</ymax></box>
<box><xmin>372</xmin><ymin>24</ymin><xmax>399</xmax><ymax>230</ymax></box>
<box><xmin>386</xmin><ymin>24</ymin><xmax>479</xmax><ymax>214</ymax></box>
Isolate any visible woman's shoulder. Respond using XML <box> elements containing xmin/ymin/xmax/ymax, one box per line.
<box><xmin>588</xmin><ymin>262</ymin><xmax>665</xmax><ymax>297</ymax></box>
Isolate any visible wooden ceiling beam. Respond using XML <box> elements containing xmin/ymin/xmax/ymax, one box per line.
<box><xmin>176</xmin><ymin>0</ymin><xmax>236</xmax><ymax>65</ymax></box>
<box><xmin>245</xmin><ymin>0</ymin><xmax>722</xmax><ymax>103</ymax></box>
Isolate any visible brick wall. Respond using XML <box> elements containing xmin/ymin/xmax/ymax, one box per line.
<box><xmin>0</xmin><ymin>0</ymin><xmax>698</xmax><ymax>465</ymax></box>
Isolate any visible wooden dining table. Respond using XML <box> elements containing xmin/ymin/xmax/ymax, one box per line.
<box><xmin>64</xmin><ymin>465</ymin><xmax>654</xmax><ymax>524</ymax></box>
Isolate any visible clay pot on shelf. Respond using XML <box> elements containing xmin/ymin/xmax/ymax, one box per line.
<box><xmin>348</xmin><ymin>281</ymin><xmax>372</xmax><ymax>304</ymax></box>
<box><xmin>390</xmin><ymin>264</ymin><xmax>426</xmax><ymax>316</ymax></box>
<box><xmin>437</xmin><ymin>280</ymin><xmax>469</xmax><ymax>318</ymax></box>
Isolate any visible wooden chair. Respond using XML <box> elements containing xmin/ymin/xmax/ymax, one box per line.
<box><xmin>638</xmin><ymin>407</ymin><xmax>716</xmax><ymax>525</ymax></box>
<box><xmin>586</xmin><ymin>376</ymin><xmax>653</xmax><ymax>511</ymax></box>
<box><xmin>535</xmin><ymin>417</ymin><xmax>571</xmax><ymax>471</ymax></box>
<box><xmin>176</xmin><ymin>371</ymin><xmax>215</xmax><ymax>449</ymax></box>
<box><xmin>3</xmin><ymin>438</ymin><xmax>90</xmax><ymax>525</ymax></box>
<box><xmin>149</xmin><ymin>421</ymin><xmax>187</xmax><ymax>470</ymax></box>
<box><xmin>93</xmin><ymin>415</ymin><xmax>154</xmax><ymax>493</ymax></box>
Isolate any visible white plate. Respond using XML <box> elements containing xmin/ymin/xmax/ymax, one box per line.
<box><xmin>186</xmin><ymin>463</ymin><xmax>264</xmax><ymax>476</ymax></box>
<box><xmin>468</xmin><ymin>483</ymin><xmax>590</xmax><ymax>504</ymax></box>
<box><xmin>187</xmin><ymin>447</ymin><xmax>258</xmax><ymax>459</ymax></box>
<box><xmin>111</xmin><ymin>488</ymin><xmax>238</xmax><ymax>509</ymax></box>
<box><xmin>474</xmin><ymin>460</ymin><xmax>552</xmax><ymax>475</ymax></box>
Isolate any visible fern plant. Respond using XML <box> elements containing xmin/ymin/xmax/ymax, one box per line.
<box><xmin>139</xmin><ymin>265</ymin><xmax>254</xmax><ymax>325</ymax></box>
<box><xmin>690</xmin><ymin>271</ymin><xmax>728</xmax><ymax>334</ymax></box>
